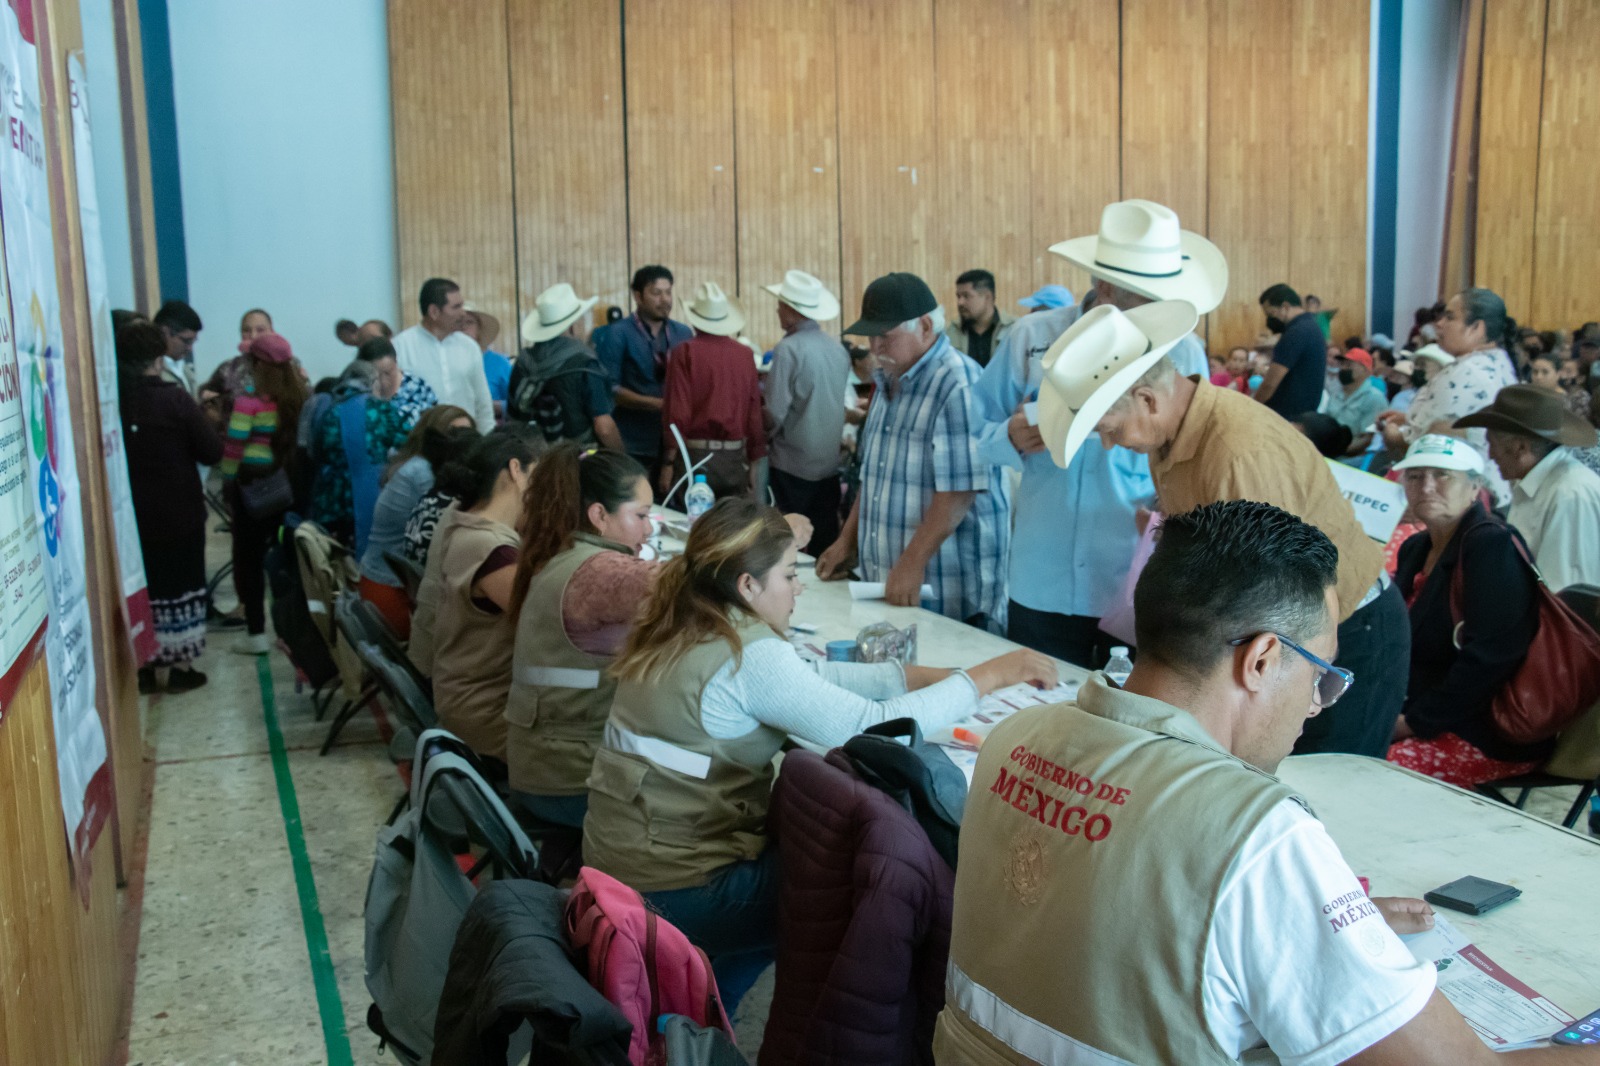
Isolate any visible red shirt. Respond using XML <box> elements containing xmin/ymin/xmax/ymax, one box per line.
<box><xmin>660</xmin><ymin>332</ymin><xmax>768</xmax><ymax>459</ymax></box>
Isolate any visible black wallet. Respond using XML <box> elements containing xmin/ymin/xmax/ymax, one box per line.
<box><xmin>1424</xmin><ymin>875</ymin><xmax>1522</xmax><ymax>915</ymax></box>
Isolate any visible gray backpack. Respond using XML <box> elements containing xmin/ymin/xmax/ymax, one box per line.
<box><xmin>363</xmin><ymin>729</ymin><xmax>539</xmax><ymax>1063</ymax></box>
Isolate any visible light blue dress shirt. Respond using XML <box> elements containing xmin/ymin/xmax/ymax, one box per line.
<box><xmin>972</xmin><ymin>306</ymin><xmax>1208</xmax><ymax>620</ymax></box>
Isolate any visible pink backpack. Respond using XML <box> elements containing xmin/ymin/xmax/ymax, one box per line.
<box><xmin>563</xmin><ymin>866</ymin><xmax>736</xmax><ymax>1065</ymax></box>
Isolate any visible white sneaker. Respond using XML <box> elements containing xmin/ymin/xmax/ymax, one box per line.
<box><xmin>236</xmin><ymin>633</ymin><xmax>271</xmax><ymax>656</ymax></box>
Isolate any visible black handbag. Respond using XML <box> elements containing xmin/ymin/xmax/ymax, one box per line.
<box><xmin>238</xmin><ymin>466</ymin><xmax>293</xmax><ymax>519</ymax></box>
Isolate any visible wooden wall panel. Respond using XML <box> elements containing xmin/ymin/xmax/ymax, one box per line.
<box><xmin>388</xmin><ymin>0</ymin><xmax>516</xmax><ymax>335</ymax></box>
<box><xmin>624</xmin><ymin>0</ymin><xmax>737</xmax><ymax>302</ymax></box>
<box><xmin>1028</xmin><ymin>0</ymin><xmax>1121</xmax><ymax>299</ymax></box>
<box><xmin>934</xmin><ymin>0</ymin><xmax>1033</xmax><ymax>315</ymax></box>
<box><xmin>732</xmin><ymin>0</ymin><xmax>841</xmax><ymax>352</ymax></box>
<box><xmin>1530</xmin><ymin>0</ymin><xmax>1600</xmax><ymax>328</ymax></box>
<box><xmin>836</xmin><ymin>0</ymin><xmax>937</xmax><ymax>324</ymax></box>
<box><xmin>1474</xmin><ymin>0</ymin><xmax>1544</xmax><ymax>322</ymax></box>
<box><xmin>1120</xmin><ymin>0</ymin><xmax>1208</xmax><ymax>234</ymax></box>
<box><xmin>1206</xmin><ymin>0</ymin><xmax>1291</xmax><ymax>350</ymax></box>
<box><xmin>1287</xmin><ymin>0</ymin><xmax>1370</xmax><ymax>346</ymax></box>
<box><xmin>508</xmin><ymin>0</ymin><xmax>630</xmax><ymax>332</ymax></box>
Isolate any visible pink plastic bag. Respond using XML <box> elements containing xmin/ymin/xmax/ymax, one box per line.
<box><xmin>1099</xmin><ymin>514</ymin><xmax>1162</xmax><ymax>648</ymax></box>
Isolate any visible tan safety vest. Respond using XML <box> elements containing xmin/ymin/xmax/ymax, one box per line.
<box><xmin>427</xmin><ymin>508</ymin><xmax>519</xmax><ymax>762</ymax></box>
<box><xmin>504</xmin><ymin>533</ymin><xmax>634</xmax><ymax>797</ymax></box>
<box><xmin>582</xmin><ymin>619</ymin><xmax>786</xmax><ymax>893</ymax></box>
<box><xmin>934</xmin><ymin>675</ymin><xmax>1305</xmax><ymax>1065</ymax></box>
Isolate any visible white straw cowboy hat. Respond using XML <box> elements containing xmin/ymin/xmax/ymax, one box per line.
<box><xmin>1411</xmin><ymin>342</ymin><xmax>1455</xmax><ymax>367</ymax></box>
<box><xmin>1049</xmin><ymin>200</ymin><xmax>1228</xmax><ymax>314</ymax></box>
<box><xmin>1036</xmin><ymin>300</ymin><xmax>1199</xmax><ymax>469</ymax></box>
<box><xmin>462</xmin><ymin>303</ymin><xmax>502</xmax><ymax>348</ymax></box>
<box><xmin>521</xmin><ymin>283</ymin><xmax>598</xmax><ymax>344</ymax></box>
<box><xmin>763</xmin><ymin>269</ymin><xmax>840</xmax><ymax>323</ymax></box>
<box><xmin>684</xmin><ymin>281</ymin><xmax>746</xmax><ymax>337</ymax></box>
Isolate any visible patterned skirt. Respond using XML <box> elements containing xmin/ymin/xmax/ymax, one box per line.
<box><xmin>1386</xmin><ymin>733</ymin><xmax>1541</xmax><ymax>788</ymax></box>
<box><xmin>142</xmin><ymin>530</ymin><xmax>209</xmax><ymax>668</ymax></box>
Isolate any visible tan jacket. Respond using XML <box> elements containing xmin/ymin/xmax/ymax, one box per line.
<box><xmin>935</xmin><ymin>675</ymin><xmax>1303</xmax><ymax>1064</ymax></box>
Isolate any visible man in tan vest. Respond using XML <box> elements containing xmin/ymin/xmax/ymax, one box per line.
<box><xmin>937</xmin><ymin>500</ymin><xmax>1571</xmax><ymax>1065</ymax></box>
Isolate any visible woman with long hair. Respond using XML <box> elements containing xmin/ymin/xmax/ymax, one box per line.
<box><xmin>582</xmin><ymin>498</ymin><xmax>1056</xmax><ymax>1011</ymax></box>
<box><xmin>408</xmin><ymin>424</ymin><xmax>544</xmax><ymax>763</ymax></box>
<box><xmin>221</xmin><ymin>332</ymin><xmax>308</xmax><ymax>655</ymax></box>
<box><xmin>357</xmin><ymin>404</ymin><xmax>475</xmax><ymax>636</ymax></box>
<box><xmin>118</xmin><ymin>322</ymin><xmax>224</xmax><ymax>691</ymax></box>
<box><xmin>503</xmin><ymin>443</ymin><xmax>654</xmax><ymax>832</ymax></box>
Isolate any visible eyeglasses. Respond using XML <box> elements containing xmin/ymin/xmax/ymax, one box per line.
<box><xmin>1227</xmin><ymin>632</ymin><xmax>1354</xmax><ymax>708</ymax></box>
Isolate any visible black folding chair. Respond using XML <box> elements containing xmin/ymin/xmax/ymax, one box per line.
<box><xmin>319</xmin><ymin>593</ymin><xmax>385</xmax><ymax>755</ymax></box>
<box><xmin>384</xmin><ymin>551</ymin><xmax>427</xmax><ymax>609</ymax></box>
<box><xmin>1476</xmin><ymin>584</ymin><xmax>1600</xmax><ymax>828</ymax></box>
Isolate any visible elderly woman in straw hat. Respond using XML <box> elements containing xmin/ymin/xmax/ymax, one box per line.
<box><xmin>510</xmin><ymin>283</ymin><xmax>623</xmax><ymax>451</ymax></box>
<box><xmin>658</xmin><ymin>281</ymin><xmax>768</xmax><ymax>501</ymax></box>
<box><xmin>1386</xmin><ymin>434</ymin><xmax>1549</xmax><ymax>787</ymax></box>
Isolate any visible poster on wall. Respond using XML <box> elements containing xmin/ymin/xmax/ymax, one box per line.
<box><xmin>0</xmin><ymin>0</ymin><xmax>112</xmax><ymax>870</ymax></box>
<box><xmin>0</xmin><ymin>214</ymin><xmax>47</xmax><ymax>724</ymax></box>
<box><xmin>67</xmin><ymin>52</ymin><xmax>155</xmax><ymax>664</ymax></box>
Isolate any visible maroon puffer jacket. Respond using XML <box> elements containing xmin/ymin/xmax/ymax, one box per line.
<box><xmin>759</xmin><ymin>749</ymin><xmax>954</xmax><ymax>1066</ymax></box>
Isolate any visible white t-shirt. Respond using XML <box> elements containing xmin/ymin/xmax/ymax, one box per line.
<box><xmin>1204</xmin><ymin>800</ymin><xmax>1436</xmax><ymax>1066</ymax></box>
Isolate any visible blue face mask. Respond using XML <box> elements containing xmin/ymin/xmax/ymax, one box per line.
<box><xmin>1248</xmin><ymin>374</ymin><xmax>1264</xmax><ymax>392</ymax></box>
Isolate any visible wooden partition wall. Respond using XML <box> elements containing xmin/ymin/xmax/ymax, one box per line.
<box><xmin>389</xmin><ymin>0</ymin><xmax>1370</xmax><ymax>354</ymax></box>
<box><xmin>0</xmin><ymin>1</ymin><xmax>157</xmax><ymax>1063</ymax></box>
<box><xmin>1459</xmin><ymin>0</ymin><xmax>1600</xmax><ymax>330</ymax></box>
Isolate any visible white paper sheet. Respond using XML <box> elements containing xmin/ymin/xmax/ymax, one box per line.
<box><xmin>848</xmin><ymin>581</ymin><xmax>933</xmax><ymax>601</ymax></box>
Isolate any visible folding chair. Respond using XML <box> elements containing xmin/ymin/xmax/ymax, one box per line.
<box><xmin>384</xmin><ymin>551</ymin><xmax>427</xmax><ymax>609</ymax></box>
<box><xmin>319</xmin><ymin>593</ymin><xmax>385</xmax><ymax>755</ymax></box>
<box><xmin>1477</xmin><ymin>584</ymin><xmax>1600</xmax><ymax>828</ymax></box>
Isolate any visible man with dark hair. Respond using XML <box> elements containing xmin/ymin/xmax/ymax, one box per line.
<box><xmin>1037</xmin><ymin>302</ymin><xmax>1409</xmax><ymax>757</ymax></box>
<box><xmin>592</xmin><ymin>264</ymin><xmax>692</xmax><ymax>472</ymax></box>
<box><xmin>1255</xmin><ymin>283</ymin><xmax>1326</xmax><ymax>418</ymax></box>
<box><xmin>393</xmin><ymin>277</ymin><xmax>495</xmax><ymax>430</ymax></box>
<box><xmin>335</xmin><ymin>319</ymin><xmax>361</xmax><ymax>347</ymax></box>
<box><xmin>946</xmin><ymin>268</ymin><xmax>1014</xmax><ymax>368</ymax></box>
<box><xmin>1304</xmin><ymin>292</ymin><xmax>1338</xmax><ymax>341</ymax></box>
<box><xmin>154</xmin><ymin>299</ymin><xmax>203</xmax><ymax>394</ymax></box>
<box><xmin>940</xmin><ymin>499</ymin><xmax>1543</xmax><ymax>1066</ymax></box>
<box><xmin>1459</xmin><ymin>384</ymin><xmax>1600</xmax><ymax>590</ymax></box>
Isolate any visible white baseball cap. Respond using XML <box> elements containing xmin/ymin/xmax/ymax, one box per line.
<box><xmin>1391</xmin><ymin>434</ymin><xmax>1485</xmax><ymax>475</ymax></box>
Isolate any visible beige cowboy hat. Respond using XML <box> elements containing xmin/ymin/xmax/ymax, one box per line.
<box><xmin>764</xmin><ymin>269</ymin><xmax>840</xmax><ymax>323</ymax></box>
<box><xmin>521</xmin><ymin>283</ymin><xmax>598</xmax><ymax>344</ymax></box>
<box><xmin>1036</xmin><ymin>300</ymin><xmax>1200</xmax><ymax>469</ymax></box>
<box><xmin>1411</xmin><ymin>342</ymin><xmax>1455</xmax><ymax>367</ymax></box>
<box><xmin>462</xmin><ymin>303</ymin><xmax>501</xmax><ymax>348</ymax></box>
<box><xmin>684</xmin><ymin>281</ymin><xmax>746</xmax><ymax>337</ymax></box>
<box><xmin>1048</xmin><ymin>200</ymin><xmax>1228</xmax><ymax>314</ymax></box>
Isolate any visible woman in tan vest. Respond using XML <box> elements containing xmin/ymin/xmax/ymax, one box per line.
<box><xmin>504</xmin><ymin>443</ymin><xmax>656</xmax><ymax>832</ymax></box>
<box><xmin>410</xmin><ymin>424</ymin><xmax>543</xmax><ymax>764</ymax></box>
<box><xmin>583</xmin><ymin>498</ymin><xmax>1056</xmax><ymax>1011</ymax></box>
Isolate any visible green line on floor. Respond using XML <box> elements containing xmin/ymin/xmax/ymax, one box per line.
<box><xmin>256</xmin><ymin>654</ymin><xmax>356</xmax><ymax>1066</ymax></box>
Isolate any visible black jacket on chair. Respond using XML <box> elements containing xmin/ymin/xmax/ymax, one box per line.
<box><xmin>1394</xmin><ymin>500</ymin><xmax>1551</xmax><ymax>763</ymax></box>
<box><xmin>431</xmin><ymin>880</ymin><xmax>631</xmax><ymax>1066</ymax></box>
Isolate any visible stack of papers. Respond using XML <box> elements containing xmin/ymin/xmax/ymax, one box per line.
<box><xmin>1403</xmin><ymin>916</ymin><xmax>1574</xmax><ymax>1050</ymax></box>
<box><xmin>928</xmin><ymin>681</ymin><xmax>1081</xmax><ymax>776</ymax></box>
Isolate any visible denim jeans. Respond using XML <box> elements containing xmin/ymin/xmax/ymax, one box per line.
<box><xmin>642</xmin><ymin>847</ymin><xmax>779</xmax><ymax>1014</ymax></box>
<box><xmin>1294</xmin><ymin>582</ymin><xmax>1410</xmax><ymax>757</ymax></box>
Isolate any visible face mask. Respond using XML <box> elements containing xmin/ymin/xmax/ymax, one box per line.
<box><xmin>1337</xmin><ymin>368</ymin><xmax>1356</xmax><ymax>386</ymax></box>
<box><xmin>1265</xmin><ymin>316</ymin><xmax>1287</xmax><ymax>334</ymax></box>
<box><xmin>1411</xmin><ymin>369</ymin><xmax>1427</xmax><ymax>388</ymax></box>
<box><xmin>1248</xmin><ymin>374</ymin><xmax>1264</xmax><ymax>392</ymax></box>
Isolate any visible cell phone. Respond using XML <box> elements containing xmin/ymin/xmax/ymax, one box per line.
<box><xmin>1423</xmin><ymin>875</ymin><xmax>1521</xmax><ymax>916</ymax></box>
<box><xmin>1552</xmin><ymin>1007</ymin><xmax>1600</xmax><ymax>1045</ymax></box>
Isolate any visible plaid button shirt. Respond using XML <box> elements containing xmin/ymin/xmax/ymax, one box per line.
<box><xmin>858</xmin><ymin>335</ymin><xmax>1010</xmax><ymax>628</ymax></box>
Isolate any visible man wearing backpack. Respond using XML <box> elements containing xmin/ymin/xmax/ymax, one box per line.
<box><xmin>511</xmin><ymin>283</ymin><xmax>624</xmax><ymax>450</ymax></box>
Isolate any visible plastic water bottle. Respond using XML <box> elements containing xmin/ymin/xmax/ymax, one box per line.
<box><xmin>1104</xmin><ymin>646</ymin><xmax>1133</xmax><ymax>687</ymax></box>
<box><xmin>684</xmin><ymin>474</ymin><xmax>715</xmax><ymax>524</ymax></box>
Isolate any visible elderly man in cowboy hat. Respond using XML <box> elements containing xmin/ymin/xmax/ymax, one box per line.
<box><xmin>969</xmin><ymin>199</ymin><xmax>1217</xmax><ymax>668</ymax></box>
<box><xmin>816</xmin><ymin>272</ymin><xmax>1011</xmax><ymax>631</ymax></box>
<box><xmin>1038</xmin><ymin>300</ymin><xmax>1412</xmax><ymax>758</ymax></box>
<box><xmin>761</xmin><ymin>270</ymin><xmax>850</xmax><ymax>554</ymax></box>
<box><xmin>1457</xmin><ymin>384</ymin><xmax>1600</xmax><ymax>590</ymax></box>
<box><xmin>460</xmin><ymin>303</ymin><xmax>511</xmax><ymax>419</ymax></box>
<box><xmin>658</xmin><ymin>281</ymin><xmax>768</xmax><ymax>500</ymax></box>
<box><xmin>508</xmin><ymin>283</ymin><xmax>622</xmax><ymax>451</ymax></box>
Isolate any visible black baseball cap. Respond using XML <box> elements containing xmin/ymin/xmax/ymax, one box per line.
<box><xmin>844</xmin><ymin>272</ymin><xmax>938</xmax><ymax>336</ymax></box>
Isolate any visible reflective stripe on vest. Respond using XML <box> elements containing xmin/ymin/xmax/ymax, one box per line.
<box><xmin>603</xmin><ymin>721</ymin><xmax>712</xmax><ymax>780</ymax></box>
<box><xmin>947</xmin><ymin>962</ymin><xmax>1135</xmax><ymax>1066</ymax></box>
<box><xmin>518</xmin><ymin>665</ymin><xmax>602</xmax><ymax>689</ymax></box>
